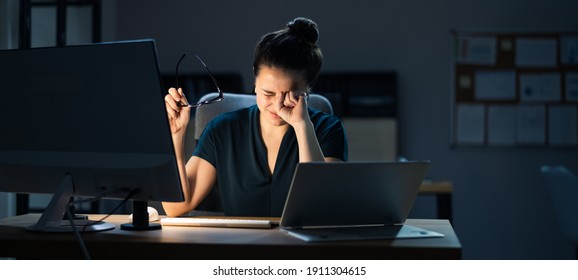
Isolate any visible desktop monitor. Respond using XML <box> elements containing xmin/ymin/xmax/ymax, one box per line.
<box><xmin>0</xmin><ymin>39</ymin><xmax>183</xmax><ymax>232</ymax></box>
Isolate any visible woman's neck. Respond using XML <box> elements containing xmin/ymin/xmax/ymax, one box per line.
<box><xmin>259</xmin><ymin>114</ymin><xmax>289</xmax><ymax>138</ymax></box>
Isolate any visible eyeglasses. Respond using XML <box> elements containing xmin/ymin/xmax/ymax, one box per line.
<box><xmin>175</xmin><ymin>53</ymin><xmax>224</xmax><ymax>107</ymax></box>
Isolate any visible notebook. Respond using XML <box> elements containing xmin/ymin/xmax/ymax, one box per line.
<box><xmin>279</xmin><ymin>161</ymin><xmax>444</xmax><ymax>242</ymax></box>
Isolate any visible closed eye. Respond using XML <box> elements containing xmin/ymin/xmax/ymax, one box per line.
<box><xmin>261</xmin><ymin>89</ymin><xmax>276</xmax><ymax>97</ymax></box>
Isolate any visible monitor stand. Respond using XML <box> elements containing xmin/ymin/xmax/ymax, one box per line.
<box><xmin>26</xmin><ymin>174</ymin><xmax>115</xmax><ymax>233</ymax></box>
<box><xmin>120</xmin><ymin>200</ymin><xmax>161</xmax><ymax>231</ymax></box>
<box><xmin>63</xmin><ymin>197</ymin><xmax>89</xmax><ymax>221</ymax></box>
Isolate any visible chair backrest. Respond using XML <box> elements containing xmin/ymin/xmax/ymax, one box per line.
<box><xmin>540</xmin><ymin>165</ymin><xmax>578</xmax><ymax>245</ymax></box>
<box><xmin>194</xmin><ymin>92</ymin><xmax>334</xmax><ymax>140</ymax></box>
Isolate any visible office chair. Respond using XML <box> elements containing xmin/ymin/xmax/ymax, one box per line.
<box><xmin>194</xmin><ymin>92</ymin><xmax>334</xmax><ymax>141</ymax></box>
<box><xmin>540</xmin><ymin>165</ymin><xmax>578</xmax><ymax>259</ymax></box>
<box><xmin>191</xmin><ymin>92</ymin><xmax>334</xmax><ymax>212</ymax></box>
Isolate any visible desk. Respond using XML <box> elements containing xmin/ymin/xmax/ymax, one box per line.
<box><xmin>419</xmin><ymin>180</ymin><xmax>453</xmax><ymax>222</ymax></box>
<box><xmin>0</xmin><ymin>214</ymin><xmax>461</xmax><ymax>260</ymax></box>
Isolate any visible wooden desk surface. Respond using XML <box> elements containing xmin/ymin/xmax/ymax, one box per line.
<box><xmin>419</xmin><ymin>180</ymin><xmax>453</xmax><ymax>194</ymax></box>
<box><xmin>0</xmin><ymin>214</ymin><xmax>461</xmax><ymax>260</ymax></box>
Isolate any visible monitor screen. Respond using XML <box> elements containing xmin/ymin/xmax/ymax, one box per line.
<box><xmin>0</xmin><ymin>40</ymin><xmax>183</xmax><ymax>231</ymax></box>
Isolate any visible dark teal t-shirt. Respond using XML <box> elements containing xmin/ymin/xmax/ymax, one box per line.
<box><xmin>193</xmin><ymin>105</ymin><xmax>348</xmax><ymax>216</ymax></box>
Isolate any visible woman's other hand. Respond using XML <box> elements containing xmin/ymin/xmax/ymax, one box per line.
<box><xmin>275</xmin><ymin>91</ymin><xmax>309</xmax><ymax>127</ymax></box>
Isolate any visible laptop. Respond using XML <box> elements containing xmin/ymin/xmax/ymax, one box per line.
<box><xmin>278</xmin><ymin>161</ymin><xmax>444</xmax><ymax>242</ymax></box>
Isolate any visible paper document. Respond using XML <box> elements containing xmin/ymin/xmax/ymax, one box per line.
<box><xmin>456</xmin><ymin>36</ymin><xmax>497</xmax><ymax>65</ymax></box>
<box><xmin>560</xmin><ymin>36</ymin><xmax>578</xmax><ymax>65</ymax></box>
<box><xmin>516</xmin><ymin>105</ymin><xmax>545</xmax><ymax>145</ymax></box>
<box><xmin>456</xmin><ymin>104</ymin><xmax>485</xmax><ymax>144</ymax></box>
<box><xmin>565</xmin><ymin>73</ymin><xmax>578</xmax><ymax>101</ymax></box>
<box><xmin>519</xmin><ymin>73</ymin><xmax>561</xmax><ymax>102</ymax></box>
<box><xmin>515</xmin><ymin>38</ymin><xmax>557</xmax><ymax>67</ymax></box>
<box><xmin>548</xmin><ymin>105</ymin><xmax>578</xmax><ymax>146</ymax></box>
<box><xmin>475</xmin><ymin>70</ymin><xmax>516</xmax><ymax>100</ymax></box>
<box><xmin>488</xmin><ymin>105</ymin><xmax>516</xmax><ymax>146</ymax></box>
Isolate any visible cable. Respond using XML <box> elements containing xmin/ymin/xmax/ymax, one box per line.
<box><xmin>66</xmin><ymin>205</ymin><xmax>91</xmax><ymax>259</ymax></box>
<box><xmin>65</xmin><ymin>188</ymin><xmax>140</xmax><ymax>260</ymax></box>
<box><xmin>79</xmin><ymin>188</ymin><xmax>140</xmax><ymax>233</ymax></box>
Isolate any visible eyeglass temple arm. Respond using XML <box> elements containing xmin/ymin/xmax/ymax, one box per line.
<box><xmin>194</xmin><ymin>54</ymin><xmax>223</xmax><ymax>94</ymax></box>
<box><xmin>175</xmin><ymin>53</ymin><xmax>189</xmax><ymax>90</ymax></box>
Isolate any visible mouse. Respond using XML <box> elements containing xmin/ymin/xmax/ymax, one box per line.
<box><xmin>128</xmin><ymin>206</ymin><xmax>159</xmax><ymax>222</ymax></box>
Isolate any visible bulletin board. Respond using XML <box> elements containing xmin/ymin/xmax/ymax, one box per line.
<box><xmin>450</xmin><ymin>30</ymin><xmax>578</xmax><ymax>148</ymax></box>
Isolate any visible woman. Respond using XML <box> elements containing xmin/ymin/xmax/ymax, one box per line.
<box><xmin>163</xmin><ymin>17</ymin><xmax>348</xmax><ymax>217</ymax></box>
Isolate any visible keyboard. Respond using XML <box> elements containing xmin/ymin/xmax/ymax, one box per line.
<box><xmin>160</xmin><ymin>217</ymin><xmax>273</xmax><ymax>229</ymax></box>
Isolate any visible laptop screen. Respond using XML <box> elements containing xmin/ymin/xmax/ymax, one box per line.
<box><xmin>280</xmin><ymin>161</ymin><xmax>430</xmax><ymax>229</ymax></box>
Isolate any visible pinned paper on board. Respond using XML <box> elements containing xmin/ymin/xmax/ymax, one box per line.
<box><xmin>566</xmin><ymin>72</ymin><xmax>578</xmax><ymax>101</ymax></box>
<box><xmin>456</xmin><ymin>36</ymin><xmax>497</xmax><ymax>65</ymax></box>
<box><xmin>516</xmin><ymin>105</ymin><xmax>546</xmax><ymax>145</ymax></box>
<box><xmin>474</xmin><ymin>70</ymin><xmax>516</xmax><ymax>100</ymax></box>
<box><xmin>456</xmin><ymin>104</ymin><xmax>485</xmax><ymax>144</ymax></box>
<box><xmin>548</xmin><ymin>105</ymin><xmax>578</xmax><ymax>146</ymax></box>
<box><xmin>560</xmin><ymin>36</ymin><xmax>578</xmax><ymax>65</ymax></box>
<box><xmin>488</xmin><ymin>105</ymin><xmax>516</xmax><ymax>146</ymax></box>
<box><xmin>519</xmin><ymin>73</ymin><xmax>561</xmax><ymax>102</ymax></box>
<box><xmin>515</xmin><ymin>38</ymin><xmax>557</xmax><ymax>67</ymax></box>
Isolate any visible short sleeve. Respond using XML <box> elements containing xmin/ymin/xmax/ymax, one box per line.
<box><xmin>192</xmin><ymin>118</ymin><xmax>219</xmax><ymax>167</ymax></box>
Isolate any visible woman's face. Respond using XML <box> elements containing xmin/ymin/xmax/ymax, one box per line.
<box><xmin>254</xmin><ymin>66</ymin><xmax>307</xmax><ymax>127</ymax></box>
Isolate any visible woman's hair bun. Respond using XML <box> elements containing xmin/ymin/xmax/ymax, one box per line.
<box><xmin>287</xmin><ymin>17</ymin><xmax>319</xmax><ymax>44</ymax></box>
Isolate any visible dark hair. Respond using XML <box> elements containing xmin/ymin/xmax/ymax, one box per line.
<box><xmin>253</xmin><ymin>17</ymin><xmax>323</xmax><ymax>89</ymax></box>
